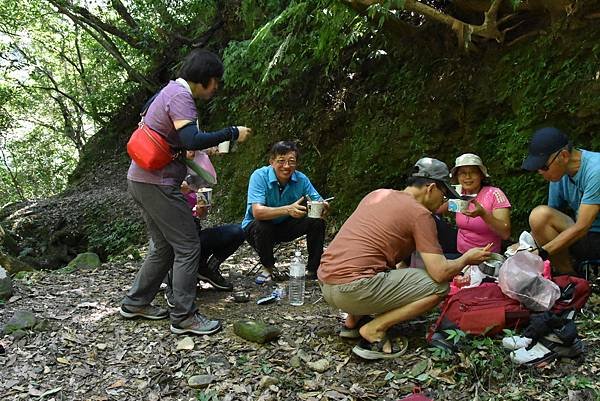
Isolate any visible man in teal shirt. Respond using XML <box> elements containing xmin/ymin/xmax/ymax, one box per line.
<box><xmin>243</xmin><ymin>141</ymin><xmax>328</xmax><ymax>284</ymax></box>
<box><xmin>522</xmin><ymin>127</ymin><xmax>600</xmax><ymax>274</ymax></box>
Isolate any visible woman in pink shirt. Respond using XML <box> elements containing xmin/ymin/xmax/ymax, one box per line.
<box><xmin>450</xmin><ymin>153</ymin><xmax>512</xmax><ymax>254</ymax></box>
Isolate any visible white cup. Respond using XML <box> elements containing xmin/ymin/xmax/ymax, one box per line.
<box><xmin>218</xmin><ymin>141</ymin><xmax>230</xmax><ymax>153</ymax></box>
<box><xmin>307</xmin><ymin>200</ymin><xmax>325</xmax><ymax>218</ymax></box>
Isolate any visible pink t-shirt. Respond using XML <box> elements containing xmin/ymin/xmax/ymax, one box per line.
<box><xmin>456</xmin><ymin>186</ymin><xmax>511</xmax><ymax>253</ymax></box>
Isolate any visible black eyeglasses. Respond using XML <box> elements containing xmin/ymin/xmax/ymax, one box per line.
<box><xmin>539</xmin><ymin>148</ymin><xmax>564</xmax><ymax>171</ymax></box>
<box><xmin>434</xmin><ymin>184</ymin><xmax>449</xmax><ymax>201</ymax></box>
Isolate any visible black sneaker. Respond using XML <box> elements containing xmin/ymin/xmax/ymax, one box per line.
<box><xmin>120</xmin><ymin>304</ymin><xmax>168</xmax><ymax>320</ymax></box>
<box><xmin>198</xmin><ymin>268</ymin><xmax>233</xmax><ymax>291</ymax></box>
<box><xmin>163</xmin><ymin>291</ymin><xmax>175</xmax><ymax>308</ymax></box>
<box><xmin>170</xmin><ymin>313</ymin><xmax>221</xmax><ymax>335</ymax></box>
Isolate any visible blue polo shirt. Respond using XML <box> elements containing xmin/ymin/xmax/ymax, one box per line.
<box><xmin>548</xmin><ymin>149</ymin><xmax>600</xmax><ymax>233</ymax></box>
<box><xmin>242</xmin><ymin>166</ymin><xmax>322</xmax><ymax>228</ymax></box>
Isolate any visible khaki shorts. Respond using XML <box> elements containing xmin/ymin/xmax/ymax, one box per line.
<box><xmin>320</xmin><ymin>268</ymin><xmax>449</xmax><ymax>316</ymax></box>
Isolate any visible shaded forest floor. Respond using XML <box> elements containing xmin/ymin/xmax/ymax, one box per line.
<box><xmin>1</xmin><ymin>240</ymin><xmax>600</xmax><ymax>401</ymax></box>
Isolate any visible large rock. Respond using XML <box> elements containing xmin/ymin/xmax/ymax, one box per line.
<box><xmin>233</xmin><ymin>320</ymin><xmax>281</xmax><ymax>344</ymax></box>
<box><xmin>66</xmin><ymin>252</ymin><xmax>101</xmax><ymax>270</ymax></box>
<box><xmin>0</xmin><ymin>252</ymin><xmax>34</xmax><ymax>275</ymax></box>
<box><xmin>0</xmin><ymin>266</ymin><xmax>13</xmax><ymax>300</ymax></box>
<box><xmin>2</xmin><ymin>310</ymin><xmax>37</xmax><ymax>335</ymax></box>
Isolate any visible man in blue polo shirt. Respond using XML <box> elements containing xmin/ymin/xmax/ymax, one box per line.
<box><xmin>242</xmin><ymin>141</ymin><xmax>328</xmax><ymax>284</ymax></box>
<box><xmin>522</xmin><ymin>127</ymin><xmax>600</xmax><ymax>275</ymax></box>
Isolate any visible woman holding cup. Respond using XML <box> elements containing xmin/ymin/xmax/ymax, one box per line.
<box><xmin>446</xmin><ymin>153</ymin><xmax>512</xmax><ymax>254</ymax></box>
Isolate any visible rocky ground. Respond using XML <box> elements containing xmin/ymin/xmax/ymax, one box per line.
<box><xmin>1</xmin><ymin>239</ymin><xmax>600</xmax><ymax>401</ymax></box>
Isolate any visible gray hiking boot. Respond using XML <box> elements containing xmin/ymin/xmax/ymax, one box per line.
<box><xmin>170</xmin><ymin>313</ymin><xmax>221</xmax><ymax>335</ymax></box>
<box><xmin>120</xmin><ymin>304</ymin><xmax>168</xmax><ymax>320</ymax></box>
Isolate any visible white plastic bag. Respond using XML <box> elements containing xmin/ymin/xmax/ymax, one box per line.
<box><xmin>498</xmin><ymin>251</ymin><xmax>560</xmax><ymax>311</ymax></box>
<box><xmin>504</xmin><ymin>231</ymin><xmax>536</xmax><ymax>257</ymax></box>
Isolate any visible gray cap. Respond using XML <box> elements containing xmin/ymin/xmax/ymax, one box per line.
<box><xmin>412</xmin><ymin>157</ymin><xmax>461</xmax><ymax>199</ymax></box>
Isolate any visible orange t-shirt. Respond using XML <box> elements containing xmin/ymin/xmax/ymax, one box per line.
<box><xmin>318</xmin><ymin>189</ymin><xmax>442</xmax><ymax>284</ymax></box>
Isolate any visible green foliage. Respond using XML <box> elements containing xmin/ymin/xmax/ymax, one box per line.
<box><xmin>0</xmin><ymin>0</ymin><xmax>222</xmax><ymax>204</ymax></box>
<box><xmin>430</xmin><ymin>330</ymin><xmax>517</xmax><ymax>391</ymax></box>
<box><xmin>221</xmin><ymin>0</ymin><xmax>371</xmax><ymax>106</ymax></box>
<box><xmin>0</xmin><ymin>127</ymin><xmax>78</xmax><ymax>204</ymax></box>
<box><xmin>509</xmin><ymin>0</ymin><xmax>524</xmax><ymax>10</ymax></box>
<box><xmin>85</xmin><ymin>218</ymin><xmax>145</xmax><ymax>259</ymax></box>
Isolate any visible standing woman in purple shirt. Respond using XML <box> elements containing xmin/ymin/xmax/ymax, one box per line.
<box><xmin>120</xmin><ymin>49</ymin><xmax>251</xmax><ymax>335</ymax></box>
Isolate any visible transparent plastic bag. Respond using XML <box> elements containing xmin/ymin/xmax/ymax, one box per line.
<box><xmin>498</xmin><ymin>251</ymin><xmax>560</xmax><ymax>312</ymax></box>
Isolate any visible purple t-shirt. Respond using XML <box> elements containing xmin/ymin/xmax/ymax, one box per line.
<box><xmin>127</xmin><ymin>80</ymin><xmax>198</xmax><ymax>186</ymax></box>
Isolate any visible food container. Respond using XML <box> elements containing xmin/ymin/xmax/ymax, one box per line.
<box><xmin>479</xmin><ymin>253</ymin><xmax>506</xmax><ymax>277</ymax></box>
<box><xmin>307</xmin><ymin>200</ymin><xmax>325</xmax><ymax>218</ymax></box>
<box><xmin>448</xmin><ymin>194</ymin><xmax>475</xmax><ymax>213</ymax></box>
<box><xmin>233</xmin><ymin>291</ymin><xmax>250</xmax><ymax>303</ymax></box>
<box><xmin>448</xmin><ymin>199</ymin><xmax>470</xmax><ymax>213</ymax></box>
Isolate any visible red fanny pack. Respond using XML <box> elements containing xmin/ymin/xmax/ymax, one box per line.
<box><xmin>127</xmin><ymin>122</ymin><xmax>178</xmax><ymax>170</ymax></box>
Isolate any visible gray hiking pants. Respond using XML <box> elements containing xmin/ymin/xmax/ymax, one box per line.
<box><xmin>123</xmin><ymin>180</ymin><xmax>200</xmax><ymax>324</ymax></box>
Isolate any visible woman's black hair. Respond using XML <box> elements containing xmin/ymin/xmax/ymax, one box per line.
<box><xmin>178</xmin><ymin>49</ymin><xmax>224</xmax><ymax>87</ymax></box>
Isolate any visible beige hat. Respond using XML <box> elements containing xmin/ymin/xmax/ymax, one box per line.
<box><xmin>450</xmin><ymin>153</ymin><xmax>490</xmax><ymax>182</ymax></box>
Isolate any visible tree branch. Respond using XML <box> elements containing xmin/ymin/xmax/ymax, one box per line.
<box><xmin>45</xmin><ymin>0</ymin><xmax>146</xmax><ymax>49</ymax></box>
<box><xmin>111</xmin><ymin>0</ymin><xmax>138</xmax><ymax>29</ymax></box>
<box><xmin>42</xmin><ymin>4</ymin><xmax>156</xmax><ymax>90</ymax></box>
<box><xmin>345</xmin><ymin>0</ymin><xmax>506</xmax><ymax>49</ymax></box>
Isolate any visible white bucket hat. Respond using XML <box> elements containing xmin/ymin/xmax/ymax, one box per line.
<box><xmin>450</xmin><ymin>153</ymin><xmax>490</xmax><ymax>182</ymax></box>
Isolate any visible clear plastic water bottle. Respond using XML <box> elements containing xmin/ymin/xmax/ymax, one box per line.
<box><xmin>288</xmin><ymin>251</ymin><xmax>306</xmax><ymax>306</ymax></box>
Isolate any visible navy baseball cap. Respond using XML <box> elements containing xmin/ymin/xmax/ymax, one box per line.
<box><xmin>522</xmin><ymin>127</ymin><xmax>569</xmax><ymax>171</ymax></box>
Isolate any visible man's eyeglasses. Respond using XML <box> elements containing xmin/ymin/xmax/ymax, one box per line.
<box><xmin>274</xmin><ymin>159</ymin><xmax>297</xmax><ymax>167</ymax></box>
<box><xmin>540</xmin><ymin>148</ymin><xmax>564</xmax><ymax>171</ymax></box>
<box><xmin>435</xmin><ymin>184</ymin><xmax>449</xmax><ymax>201</ymax></box>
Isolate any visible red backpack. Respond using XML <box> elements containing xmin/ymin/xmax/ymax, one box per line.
<box><xmin>551</xmin><ymin>275</ymin><xmax>591</xmax><ymax>312</ymax></box>
<box><xmin>428</xmin><ymin>283</ymin><xmax>531</xmax><ymax>341</ymax></box>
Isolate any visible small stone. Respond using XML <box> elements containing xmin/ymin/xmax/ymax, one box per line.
<box><xmin>206</xmin><ymin>354</ymin><xmax>230</xmax><ymax>368</ymax></box>
<box><xmin>33</xmin><ymin>320</ymin><xmax>50</xmax><ymax>331</ymax></box>
<box><xmin>176</xmin><ymin>336</ymin><xmax>195</xmax><ymax>351</ymax></box>
<box><xmin>3</xmin><ymin>310</ymin><xmax>37</xmax><ymax>335</ymax></box>
<box><xmin>11</xmin><ymin>329</ymin><xmax>27</xmax><ymax>340</ymax></box>
<box><xmin>303</xmin><ymin>379</ymin><xmax>320</xmax><ymax>391</ymax></box>
<box><xmin>188</xmin><ymin>374</ymin><xmax>215</xmax><ymax>389</ymax></box>
<box><xmin>307</xmin><ymin>358</ymin><xmax>330</xmax><ymax>373</ymax></box>
<box><xmin>259</xmin><ymin>376</ymin><xmax>278</xmax><ymax>389</ymax></box>
<box><xmin>297</xmin><ymin>349</ymin><xmax>311</xmax><ymax>362</ymax></box>
<box><xmin>289</xmin><ymin>356</ymin><xmax>301</xmax><ymax>368</ymax></box>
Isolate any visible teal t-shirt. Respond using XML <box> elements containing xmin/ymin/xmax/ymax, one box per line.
<box><xmin>548</xmin><ymin>149</ymin><xmax>600</xmax><ymax>232</ymax></box>
<box><xmin>242</xmin><ymin>166</ymin><xmax>322</xmax><ymax>229</ymax></box>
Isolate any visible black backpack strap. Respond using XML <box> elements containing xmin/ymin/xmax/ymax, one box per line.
<box><xmin>140</xmin><ymin>92</ymin><xmax>160</xmax><ymax>117</ymax></box>
<box><xmin>140</xmin><ymin>81</ymin><xmax>171</xmax><ymax>117</ymax></box>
